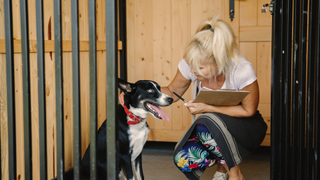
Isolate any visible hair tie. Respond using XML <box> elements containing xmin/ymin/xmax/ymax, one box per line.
<box><xmin>210</xmin><ymin>27</ymin><xmax>214</xmax><ymax>32</ymax></box>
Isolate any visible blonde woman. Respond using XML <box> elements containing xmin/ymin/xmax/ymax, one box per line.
<box><xmin>120</xmin><ymin>16</ymin><xmax>267</xmax><ymax>180</ymax></box>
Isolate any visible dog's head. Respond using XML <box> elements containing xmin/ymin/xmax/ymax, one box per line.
<box><xmin>118</xmin><ymin>78</ymin><xmax>173</xmax><ymax>121</ymax></box>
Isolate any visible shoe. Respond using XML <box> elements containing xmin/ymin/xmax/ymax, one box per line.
<box><xmin>212</xmin><ymin>171</ymin><xmax>228</xmax><ymax>180</ymax></box>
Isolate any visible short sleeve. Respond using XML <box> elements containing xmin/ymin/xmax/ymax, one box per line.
<box><xmin>178</xmin><ymin>59</ymin><xmax>197</xmax><ymax>82</ymax></box>
<box><xmin>232</xmin><ymin>60</ymin><xmax>257</xmax><ymax>90</ymax></box>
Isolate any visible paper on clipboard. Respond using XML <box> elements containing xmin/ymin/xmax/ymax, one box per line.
<box><xmin>193</xmin><ymin>90</ymin><xmax>250</xmax><ymax>106</ymax></box>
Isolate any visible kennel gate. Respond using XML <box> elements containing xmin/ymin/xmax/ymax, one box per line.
<box><xmin>270</xmin><ymin>0</ymin><xmax>320</xmax><ymax>180</ymax></box>
<box><xmin>2</xmin><ymin>0</ymin><xmax>125</xmax><ymax>179</ymax></box>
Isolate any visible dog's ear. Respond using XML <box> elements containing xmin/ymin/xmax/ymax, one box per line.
<box><xmin>118</xmin><ymin>78</ymin><xmax>136</xmax><ymax>93</ymax></box>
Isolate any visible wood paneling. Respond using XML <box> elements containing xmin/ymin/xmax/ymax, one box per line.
<box><xmin>0</xmin><ymin>0</ymin><xmax>273</xmax><ymax>179</ymax></box>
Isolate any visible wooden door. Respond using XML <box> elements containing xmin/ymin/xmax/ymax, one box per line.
<box><xmin>126</xmin><ymin>0</ymin><xmax>271</xmax><ymax>146</ymax></box>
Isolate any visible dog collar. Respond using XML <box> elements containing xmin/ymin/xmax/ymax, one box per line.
<box><xmin>123</xmin><ymin>105</ymin><xmax>144</xmax><ymax>125</ymax></box>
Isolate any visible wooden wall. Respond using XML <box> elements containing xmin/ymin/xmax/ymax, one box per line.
<box><xmin>0</xmin><ymin>0</ymin><xmax>272</xmax><ymax>180</ymax></box>
<box><xmin>0</xmin><ymin>0</ymin><xmax>108</xmax><ymax>179</ymax></box>
<box><xmin>126</xmin><ymin>0</ymin><xmax>272</xmax><ymax>146</ymax></box>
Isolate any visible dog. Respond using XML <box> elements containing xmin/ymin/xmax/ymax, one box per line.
<box><xmin>52</xmin><ymin>78</ymin><xmax>173</xmax><ymax>180</ymax></box>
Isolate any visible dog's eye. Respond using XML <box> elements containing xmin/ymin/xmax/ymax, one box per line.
<box><xmin>148</xmin><ymin>89</ymin><xmax>155</xmax><ymax>93</ymax></box>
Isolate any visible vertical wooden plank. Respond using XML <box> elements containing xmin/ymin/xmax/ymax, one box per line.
<box><xmin>0</xmin><ymin>55</ymin><xmax>9</xmax><ymax>180</ymax></box>
<box><xmin>239</xmin><ymin>0</ymin><xmax>257</xmax><ymax>27</ymax></box>
<box><xmin>29</xmin><ymin>53</ymin><xmax>40</xmax><ymax>180</ymax></box>
<box><xmin>79</xmin><ymin>0</ymin><xmax>90</xmax><ymax>156</ymax></box>
<box><xmin>152</xmin><ymin>0</ymin><xmax>172</xmax><ymax>130</ymax></box>
<box><xmin>42</xmin><ymin>0</ymin><xmax>56</xmax><ymax>178</ymax></box>
<box><xmin>134</xmin><ymin>0</ymin><xmax>153</xmax><ymax>81</ymax></box>
<box><xmin>11</xmin><ymin>0</ymin><xmax>25</xmax><ymax>179</ymax></box>
<box><xmin>63</xmin><ymin>53</ymin><xmax>73</xmax><ymax>171</ymax></box>
<box><xmin>26</xmin><ymin>1</ymin><xmax>40</xmax><ymax>178</ymax></box>
<box><xmin>171</xmin><ymin>0</ymin><xmax>192</xmax><ymax>131</ymax></box>
<box><xmin>79</xmin><ymin>54</ymin><xmax>90</xmax><ymax>157</ymax></box>
<box><xmin>14</xmin><ymin>55</ymin><xmax>25</xmax><ymax>180</ymax></box>
<box><xmin>97</xmin><ymin>51</ymin><xmax>107</xmax><ymax>128</ymax></box>
<box><xmin>0</xmin><ymin>0</ymin><xmax>9</xmax><ymax>179</ymax></box>
<box><xmin>126</xmin><ymin>0</ymin><xmax>136</xmax><ymax>82</ymax></box>
<box><xmin>61</xmin><ymin>0</ymin><xmax>73</xmax><ymax>172</ymax></box>
<box><xmin>45</xmin><ymin>52</ymin><xmax>56</xmax><ymax>179</ymax></box>
<box><xmin>257</xmin><ymin>42</ymin><xmax>271</xmax><ymax>104</ymax></box>
<box><xmin>190</xmin><ymin>0</ymin><xmax>202</xmax><ymax>36</ymax></box>
<box><xmin>239</xmin><ymin>42</ymin><xmax>257</xmax><ymax>72</ymax></box>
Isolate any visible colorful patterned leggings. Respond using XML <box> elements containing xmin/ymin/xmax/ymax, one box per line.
<box><xmin>174</xmin><ymin>123</ymin><xmax>226</xmax><ymax>172</ymax></box>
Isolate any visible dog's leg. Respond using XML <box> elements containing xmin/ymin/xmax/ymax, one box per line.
<box><xmin>132</xmin><ymin>153</ymin><xmax>144</xmax><ymax>180</ymax></box>
<box><xmin>121</xmin><ymin>155</ymin><xmax>135</xmax><ymax>180</ymax></box>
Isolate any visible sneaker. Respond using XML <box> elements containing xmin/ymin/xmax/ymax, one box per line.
<box><xmin>212</xmin><ymin>171</ymin><xmax>228</xmax><ymax>180</ymax></box>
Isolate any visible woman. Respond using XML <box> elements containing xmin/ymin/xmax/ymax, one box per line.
<box><xmin>161</xmin><ymin>16</ymin><xmax>267</xmax><ymax>180</ymax></box>
<box><xmin>121</xmin><ymin>16</ymin><xmax>267</xmax><ymax>180</ymax></box>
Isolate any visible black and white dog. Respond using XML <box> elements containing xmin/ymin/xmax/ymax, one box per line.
<box><xmin>53</xmin><ymin>78</ymin><xmax>173</xmax><ymax>180</ymax></box>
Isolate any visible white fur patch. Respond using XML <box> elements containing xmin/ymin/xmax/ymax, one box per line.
<box><xmin>127</xmin><ymin>116</ymin><xmax>150</xmax><ymax>161</ymax></box>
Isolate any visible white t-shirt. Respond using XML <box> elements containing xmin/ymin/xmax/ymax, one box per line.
<box><xmin>178</xmin><ymin>56</ymin><xmax>257</xmax><ymax>92</ymax></box>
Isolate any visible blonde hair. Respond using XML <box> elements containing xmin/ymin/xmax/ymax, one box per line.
<box><xmin>183</xmin><ymin>15</ymin><xmax>239</xmax><ymax>85</ymax></box>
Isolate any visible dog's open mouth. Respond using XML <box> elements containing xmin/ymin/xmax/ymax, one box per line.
<box><xmin>145</xmin><ymin>103</ymin><xmax>170</xmax><ymax>122</ymax></box>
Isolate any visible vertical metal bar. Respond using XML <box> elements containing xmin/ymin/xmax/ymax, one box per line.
<box><xmin>119</xmin><ymin>0</ymin><xmax>127</xmax><ymax>81</ymax></box>
<box><xmin>89</xmin><ymin>0</ymin><xmax>97</xmax><ymax>179</ymax></box>
<box><xmin>4</xmin><ymin>0</ymin><xmax>16</xmax><ymax>179</ymax></box>
<box><xmin>284</xmin><ymin>0</ymin><xmax>292</xmax><ymax>179</ymax></box>
<box><xmin>271</xmin><ymin>0</ymin><xmax>282</xmax><ymax>179</ymax></box>
<box><xmin>298</xmin><ymin>0</ymin><xmax>308</xmax><ymax>179</ymax></box>
<box><xmin>106</xmin><ymin>0</ymin><xmax>118</xmax><ymax>179</ymax></box>
<box><xmin>306</xmin><ymin>0</ymin><xmax>317</xmax><ymax>179</ymax></box>
<box><xmin>36</xmin><ymin>0</ymin><xmax>48</xmax><ymax>179</ymax></box>
<box><xmin>54</xmin><ymin>0</ymin><xmax>65</xmax><ymax>179</ymax></box>
<box><xmin>315</xmin><ymin>0</ymin><xmax>320</xmax><ymax>178</ymax></box>
<box><xmin>279</xmin><ymin>1</ymin><xmax>285</xmax><ymax>179</ymax></box>
<box><xmin>71</xmin><ymin>0</ymin><xmax>81</xmax><ymax>179</ymax></box>
<box><xmin>20</xmin><ymin>0</ymin><xmax>32</xmax><ymax>179</ymax></box>
<box><xmin>292</xmin><ymin>0</ymin><xmax>301</xmax><ymax>179</ymax></box>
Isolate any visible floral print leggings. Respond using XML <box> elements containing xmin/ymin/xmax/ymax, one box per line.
<box><xmin>174</xmin><ymin>123</ymin><xmax>226</xmax><ymax>172</ymax></box>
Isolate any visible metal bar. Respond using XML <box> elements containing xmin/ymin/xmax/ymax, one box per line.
<box><xmin>284</xmin><ymin>0</ymin><xmax>293</xmax><ymax>179</ymax></box>
<box><xmin>36</xmin><ymin>0</ymin><xmax>48</xmax><ymax>179</ymax></box>
<box><xmin>54</xmin><ymin>0</ymin><xmax>65</xmax><ymax>179</ymax></box>
<box><xmin>106</xmin><ymin>0</ymin><xmax>118</xmax><ymax>179</ymax></box>
<box><xmin>71</xmin><ymin>0</ymin><xmax>81</xmax><ymax>179</ymax></box>
<box><xmin>20</xmin><ymin>0</ymin><xmax>32</xmax><ymax>179</ymax></box>
<box><xmin>315</xmin><ymin>0</ymin><xmax>320</xmax><ymax>178</ymax></box>
<box><xmin>292</xmin><ymin>0</ymin><xmax>301</xmax><ymax>178</ymax></box>
<box><xmin>298</xmin><ymin>0</ymin><xmax>308</xmax><ymax>179</ymax></box>
<box><xmin>306</xmin><ymin>0</ymin><xmax>317</xmax><ymax>179</ymax></box>
<box><xmin>4</xmin><ymin>0</ymin><xmax>16</xmax><ymax>179</ymax></box>
<box><xmin>119</xmin><ymin>0</ymin><xmax>127</xmax><ymax>81</ymax></box>
<box><xmin>88</xmin><ymin>0</ymin><xmax>97</xmax><ymax>179</ymax></box>
<box><xmin>279</xmin><ymin>0</ymin><xmax>286</xmax><ymax>179</ymax></box>
<box><xmin>271</xmin><ymin>0</ymin><xmax>282</xmax><ymax>179</ymax></box>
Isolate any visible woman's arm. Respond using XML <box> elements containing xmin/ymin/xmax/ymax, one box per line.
<box><xmin>161</xmin><ymin>69</ymin><xmax>192</xmax><ymax>103</ymax></box>
<box><xmin>184</xmin><ymin>80</ymin><xmax>260</xmax><ymax>118</ymax></box>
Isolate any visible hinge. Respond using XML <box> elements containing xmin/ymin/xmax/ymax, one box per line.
<box><xmin>261</xmin><ymin>1</ymin><xmax>274</xmax><ymax>15</ymax></box>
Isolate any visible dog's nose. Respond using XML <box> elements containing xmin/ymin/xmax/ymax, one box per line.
<box><xmin>166</xmin><ymin>97</ymin><xmax>173</xmax><ymax>104</ymax></box>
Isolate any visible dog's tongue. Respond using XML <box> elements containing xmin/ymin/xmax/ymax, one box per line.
<box><xmin>149</xmin><ymin>104</ymin><xmax>170</xmax><ymax>122</ymax></box>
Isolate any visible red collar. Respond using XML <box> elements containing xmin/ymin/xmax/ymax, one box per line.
<box><xmin>123</xmin><ymin>105</ymin><xmax>144</xmax><ymax>125</ymax></box>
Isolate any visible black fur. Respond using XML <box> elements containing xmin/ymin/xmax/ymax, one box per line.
<box><xmin>52</xmin><ymin>78</ymin><xmax>173</xmax><ymax>180</ymax></box>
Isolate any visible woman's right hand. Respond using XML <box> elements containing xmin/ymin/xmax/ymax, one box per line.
<box><xmin>119</xmin><ymin>92</ymin><xmax>125</xmax><ymax>106</ymax></box>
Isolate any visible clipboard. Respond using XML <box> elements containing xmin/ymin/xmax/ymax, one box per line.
<box><xmin>193</xmin><ymin>90</ymin><xmax>250</xmax><ymax>106</ymax></box>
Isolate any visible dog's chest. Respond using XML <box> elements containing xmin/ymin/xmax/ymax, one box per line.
<box><xmin>128</xmin><ymin>121</ymin><xmax>150</xmax><ymax>161</ymax></box>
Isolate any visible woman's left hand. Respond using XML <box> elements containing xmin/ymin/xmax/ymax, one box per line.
<box><xmin>184</xmin><ymin>100</ymin><xmax>207</xmax><ymax>114</ymax></box>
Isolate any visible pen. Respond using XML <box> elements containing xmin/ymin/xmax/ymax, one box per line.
<box><xmin>173</xmin><ymin>92</ymin><xmax>188</xmax><ymax>103</ymax></box>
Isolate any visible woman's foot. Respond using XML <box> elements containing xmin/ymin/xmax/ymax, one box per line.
<box><xmin>212</xmin><ymin>164</ymin><xmax>228</xmax><ymax>180</ymax></box>
<box><xmin>212</xmin><ymin>171</ymin><xmax>228</xmax><ymax>180</ymax></box>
